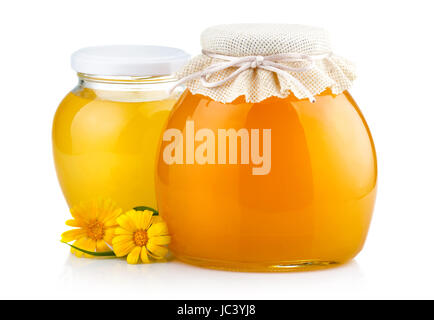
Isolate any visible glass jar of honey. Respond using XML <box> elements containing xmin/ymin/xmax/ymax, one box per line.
<box><xmin>156</xmin><ymin>24</ymin><xmax>377</xmax><ymax>271</ymax></box>
<box><xmin>53</xmin><ymin>45</ymin><xmax>189</xmax><ymax>211</ymax></box>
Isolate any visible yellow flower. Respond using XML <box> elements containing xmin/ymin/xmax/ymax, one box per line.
<box><xmin>61</xmin><ymin>198</ymin><xmax>122</xmax><ymax>257</ymax></box>
<box><xmin>112</xmin><ymin>209</ymin><xmax>170</xmax><ymax>264</ymax></box>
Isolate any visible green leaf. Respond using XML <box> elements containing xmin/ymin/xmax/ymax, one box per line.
<box><xmin>61</xmin><ymin>241</ymin><xmax>116</xmax><ymax>257</ymax></box>
<box><xmin>133</xmin><ymin>206</ymin><xmax>159</xmax><ymax>216</ymax></box>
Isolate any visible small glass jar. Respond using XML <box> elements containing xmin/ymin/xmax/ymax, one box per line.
<box><xmin>155</xmin><ymin>24</ymin><xmax>377</xmax><ymax>272</ymax></box>
<box><xmin>53</xmin><ymin>45</ymin><xmax>189</xmax><ymax>211</ymax></box>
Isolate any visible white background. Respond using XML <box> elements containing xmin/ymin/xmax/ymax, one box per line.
<box><xmin>0</xmin><ymin>0</ymin><xmax>433</xmax><ymax>299</ymax></box>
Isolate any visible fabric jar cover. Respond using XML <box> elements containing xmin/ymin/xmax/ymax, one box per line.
<box><xmin>175</xmin><ymin>24</ymin><xmax>356</xmax><ymax>103</ymax></box>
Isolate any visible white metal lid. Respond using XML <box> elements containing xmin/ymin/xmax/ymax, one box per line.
<box><xmin>71</xmin><ymin>45</ymin><xmax>190</xmax><ymax>76</ymax></box>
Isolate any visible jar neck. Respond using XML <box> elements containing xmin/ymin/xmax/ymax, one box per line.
<box><xmin>77</xmin><ymin>73</ymin><xmax>178</xmax><ymax>91</ymax></box>
<box><xmin>75</xmin><ymin>73</ymin><xmax>182</xmax><ymax>102</ymax></box>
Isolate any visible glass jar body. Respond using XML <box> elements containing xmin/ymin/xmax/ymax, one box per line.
<box><xmin>53</xmin><ymin>75</ymin><xmax>179</xmax><ymax>211</ymax></box>
<box><xmin>156</xmin><ymin>90</ymin><xmax>377</xmax><ymax>271</ymax></box>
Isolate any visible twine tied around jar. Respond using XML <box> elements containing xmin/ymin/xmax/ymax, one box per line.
<box><xmin>171</xmin><ymin>50</ymin><xmax>332</xmax><ymax>103</ymax></box>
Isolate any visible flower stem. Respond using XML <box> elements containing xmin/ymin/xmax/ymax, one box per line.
<box><xmin>61</xmin><ymin>241</ymin><xmax>116</xmax><ymax>256</ymax></box>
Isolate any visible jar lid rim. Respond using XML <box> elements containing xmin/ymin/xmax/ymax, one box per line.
<box><xmin>71</xmin><ymin>45</ymin><xmax>190</xmax><ymax>77</ymax></box>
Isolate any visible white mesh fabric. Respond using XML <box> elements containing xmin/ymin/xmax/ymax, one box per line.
<box><xmin>176</xmin><ymin>24</ymin><xmax>356</xmax><ymax>103</ymax></box>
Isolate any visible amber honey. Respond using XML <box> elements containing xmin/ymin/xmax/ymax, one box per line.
<box><xmin>156</xmin><ymin>89</ymin><xmax>377</xmax><ymax>271</ymax></box>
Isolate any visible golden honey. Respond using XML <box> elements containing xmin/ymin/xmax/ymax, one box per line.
<box><xmin>53</xmin><ymin>85</ymin><xmax>176</xmax><ymax>211</ymax></box>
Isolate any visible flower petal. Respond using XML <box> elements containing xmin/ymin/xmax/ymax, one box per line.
<box><xmin>70</xmin><ymin>238</ymin><xmax>96</xmax><ymax>258</ymax></box>
<box><xmin>147</xmin><ymin>222</ymin><xmax>169</xmax><ymax>238</ymax></box>
<box><xmin>105</xmin><ymin>218</ymin><xmax>120</xmax><ymax>228</ymax></box>
<box><xmin>61</xmin><ymin>229</ymin><xmax>87</xmax><ymax>242</ymax></box>
<box><xmin>102</xmin><ymin>207</ymin><xmax>123</xmax><ymax>224</ymax></box>
<box><xmin>65</xmin><ymin>219</ymin><xmax>81</xmax><ymax>227</ymax></box>
<box><xmin>112</xmin><ymin>235</ymin><xmax>134</xmax><ymax>245</ymax></box>
<box><xmin>113</xmin><ymin>239</ymin><xmax>136</xmax><ymax>257</ymax></box>
<box><xmin>95</xmin><ymin>198</ymin><xmax>109</xmax><ymax>220</ymax></box>
<box><xmin>141</xmin><ymin>246</ymin><xmax>150</xmax><ymax>263</ymax></box>
<box><xmin>103</xmin><ymin>227</ymin><xmax>116</xmax><ymax>245</ymax></box>
<box><xmin>71</xmin><ymin>238</ymin><xmax>87</xmax><ymax>258</ymax></box>
<box><xmin>82</xmin><ymin>238</ymin><xmax>97</xmax><ymax>258</ymax></box>
<box><xmin>146</xmin><ymin>243</ymin><xmax>168</xmax><ymax>259</ymax></box>
<box><xmin>126</xmin><ymin>210</ymin><xmax>153</xmax><ymax>230</ymax></box>
<box><xmin>126</xmin><ymin>246</ymin><xmax>141</xmax><ymax>264</ymax></box>
<box><xmin>116</xmin><ymin>214</ymin><xmax>137</xmax><ymax>232</ymax></box>
<box><xmin>70</xmin><ymin>203</ymin><xmax>89</xmax><ymax>222</ymax></box>
<box><xmin>86</xmin><ymin>199</ymin><xmax>99</xmax><ymax>221</ymax></box>
<box><xmin>96</xmin><ymin>239</ymin><xmax>110</xmax><ymax>252</ymax></box>
<box><xmin>147</xmin><ymin>235</ymin><xmax>171</xmax><ymax>246</ymax></box>
<box><xmin>114</xmin><ymin>227</ymin><xmax>133</xmax><ymax>235</ymax></box>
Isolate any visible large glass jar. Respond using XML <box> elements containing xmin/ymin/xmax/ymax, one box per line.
<box><xmin>156</xmin><ymin>90</ymin><xmax>377</xmax><ymax>271</ymax></box>
<box><xmin>53</xmin><ymin>46</ymin><xmax>188</xmax><ymax>211</ymax></box>
<box><xmin>155</xmin><ymin>25</ymin><xmax>377</xmax><ymax>271</ymax></box>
